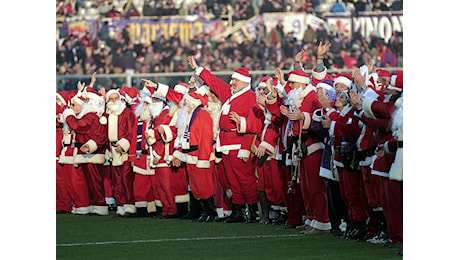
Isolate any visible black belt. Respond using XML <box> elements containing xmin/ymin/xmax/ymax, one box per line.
<box><xmin>111</xmin><ymin>141</ymin><xmax>118</xmax><ymax>146</ymax></box>
<box><xmin>291</xmin><ymin>132</ymin><xmax>316</xmax><ymax>143</ymax></box>
<box><xmin>397</xmin><ymin>141</ymin><xmax>403</xmax><ymax>148</ymax></box>
<box><xmin>182</xmin><ymin>145</ymin><xmax>199</xmax><ymax>153</ymax></box>
<box><xmin>74</xmin><ymin>142</ymin><xmax>84</xmax><ymax>148</ymax></box>
<box><xmin>63</xmin><ymin>143</ymin><xmax>72</xmax><ymax>147</ymax></box>
<box><xmin>141</xmin><ymin>149</ymin><xmax>149</xmax><ymax>155</ymax></box>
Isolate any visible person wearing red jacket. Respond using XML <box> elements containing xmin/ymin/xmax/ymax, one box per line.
<box><xmin>58</xmin><ymin>90</ymin><xmax>92</xmax><ymax>215</ymax></box>
<box><xmin>187</xmin><ymin>56</ymin><xmax>259</xmax><ymax>223</ymax></box>
<box><xmin>105</xmin><ymin>89</ymin><xmax>137</xmax><ymax>217</ymax></box>
<box><xmin>56</xmin><ymin>90</ymin><xmax>72</xmax><ymax>214</ymax></box>
<box><xmin>266</xmin><ymin>69</ymin><xmax>330</xmax><ymax>235</ymax></box>
<box><xmin>62</xmin><ymin>86</ymin><xmax>109</xmax><ymax>215</ymax></box>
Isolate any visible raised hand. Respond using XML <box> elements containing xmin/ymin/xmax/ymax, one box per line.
<box><xmin>141</xmin><ymin>78</ymin><xmax>158</xmax><ymax>89</ymax></box>
<box><xmin>317</xmin><ymin>88</ymin><xmax>332</xmax><ymax>109</ymax></box>
<box><xmin>89</xmin><ymin>72</ymin><xmax>97</xmax><ymax>88</ymax></box>
<box><xmin>187</xmin><ymin>56</ymin><xmax>198</xmax><ymax>70</ymax></box>
<box><xmin>353</xmin><ymin>69</ymin><xmax>366</xmax><ymax>89</ymax></box>
<box><xmin>317</xmin><ymin>41</ymin><xmax>331</xmax><ymax>57</ymax></box>
<box><xmin>99</xmin><ymin>86</ymin><xmax>106</xmax><ymax>96</ymax></box>
<box><xmin>77</xmin><ymin>81</ymin><xmax>85</xmax><ymax>91</ymax></box>
<box><xmin>274</xmin><ymin>68</ymin><xmax>285</xmax><ymax>85</ymax></box>
<box><xmin>349</xmin><ymin>89</ymin><xmax>363</xmax><ymax>110</ymax></box>
<box><xmin>295</xmin><ymin>49</ymin><xmax>305</xmax><ymax>63</ymax></box>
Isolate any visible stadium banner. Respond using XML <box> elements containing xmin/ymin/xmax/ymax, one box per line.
<box><xmin>63</xmin><ymin>17</ymin><xmax>225</xmax><ymax>44</ymax></box>
<box><xmin>242</xmin><ymin>12</ymin><xmax>402</xmax><ymax>44</ymax></box>
<box><xmin>323</xmin><ymin>13</ymin><xmax>403</xmax><ymax>43</ymax></box>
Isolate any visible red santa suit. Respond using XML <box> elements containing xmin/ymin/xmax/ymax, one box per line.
<box><xmin>194</xmin><ymin>66</ymin><xmax>258</xmax><ymax>222</ymax></box>
<box><xmin>105</xmin><ymin>89</ymin><xmax>136</xmax><ymax>217</ymax></box>
<box><xmin>62</xmin><ymin>90</ymin><xmax>109</xmax><ymax>215</ymax></box>
<box><xmin>56</xmin><ymin>91</ymin><xmax>72</xmax><ymax>213</ymax></box>
<box><xmin>266</xmin><ymin>70</ymin><xmax>330</xmax><ymax>232</ymax></box>
<box><xmin>361</xmin><ymin>71</ymin><xmax>403</xmax><ymax>245</ymax></box>
<box><xmin>129</xmin><ymin>95</ymin><xmax>158</xmax><ymax>216</ymax></box>
<box><xmin>327</xmin><ymin>101</ymin><xmax>369</xmax><ymax>232</ymax></box>
<box><xmin>146</xmin><ymin>103</ymin><xmax>178</xmax><ymax>217</ymax></box>
<box><xmin>58</xmin><ymin>92</ymin><xmax>92</xmax><ymax>215</ymax></box>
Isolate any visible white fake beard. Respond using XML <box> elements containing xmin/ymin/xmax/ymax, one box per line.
<box><xmin>391</xmin><ymin>104</ymin><xmax>403</xmax><ymax>141</ymax></box>
<box><xmin>135</xmin><ymin>103</ymin><xmax>152</xmax><ymax>121</ymax></box>
<box><xmin>286</xmin><ymin>86</ymin><xmax>306</xmax><ymax>110</ymax></box>
<box><xmin>78</xmin><ymin>99</ymin><xmax>105</xmax><ymax>119</ymax></box>
<box><xmin>205</xmin><ymin>99</ymin><xmax>222</xmax><ymax>140</ymax></box>
<box><xmin>106</xmin><ymin>100</ymin><xmax>125</xmax><ymax>115</ymax></box>
<box><xmin>150</xmin><ymin>102</ymin><xmax>164</xmax><ymax>119</ymax></box>
<box><xmin>174</xmin><ymin>100</ymin><xmax>193</xmax><ymax>148</ymax></box>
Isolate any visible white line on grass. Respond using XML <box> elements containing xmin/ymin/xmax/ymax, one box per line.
<box><xmin>57</xmin><ymin>234</ymin><xmax>301</xmax><ymax>247</ymax></box>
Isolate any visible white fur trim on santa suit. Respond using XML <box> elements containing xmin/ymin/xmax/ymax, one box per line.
<box><xmin>301</xmin><ymin>112</ymin><xmax>311</xmax><ymax>130</ymax></box>
<box><xmin>111</xmin><ymin>147</ymin><xmax>129</xmax><ymax>166</ymax></box>
<box><xmin>259</xmin><ymin>141</ymin><xmax>275</xmax><ymax>154</ymax></box>
<box><xmin>156</xmin><ymin>83</ymin><xmax>170</xmax><ymax>97</ymax></box>
<box><xmin>288</xmin><ymin>73</ymin><xmax>310</xmax><ymax>84</ymax></box>
<box><xmin>174</xmin><ymin>84</ymin><xmax>188</xmax><ymax>94</ymax></box>
<box><xmin>56</xmin><ymin>93</ymin><xmax>66</xmax><ymax>106</ymax></box>
<box><xmin>155</xmin><ymin>200</ymin><xmax>163</xmax><ymax>207</ymax></box>
<box><xmin>73</xmin><ymin>146</ymin><xmax>106</xmax><ymax>164</ymax></box>
<box><xmin>237</xmin><ymin>117</ymin><xmax>247</xmax><ymax>133</ymax></box>
<box><xmin>84</xmin><ymin>139</ymin><xmax>98</xmax><ymax>154</ymax></box>
<box><xmin>116</xmin><ymin>205</ymin><xmax>125</xmax><ymax>216</ymax></box>
<box><xmin>311</xmin><ymin>67</ymin><xmax>328</xmax><ymax>80</ymax></box>
<box><xmin>237</xmin><ymin>149</ymin><xmax>251</xmax><ymax>159</ymax></box>
<box><xmin>135</xmin><ymin>201</ymin><xmax>148</xmax><ymax>208</ymax></box>
<box><xmin>152</xmin><ymin>150</ymin><xmax>162</xmax><ymax>160</ymax></box>
<box><xmin>265</xmin><ymin>95</ymin><xmax>278</xmax><ymax>105</ymax></box>
<box><xmin>195</xmin><ymin>85</ymin><xmax>209</xmax><ymax>96</ymax></box>
<box><xmin>105</xmin><ymin>89</ymin><xmax>119</xmax><ymax>102</ymax></box>
<box><xmin>311</xmin><ymin>219</ymin><xmax>331</xmax><ymax>231</ymax></box>
<box><xmin>175</xmin><ymin>194</ymin><xmax>190</xmax><ymax>203</ymax></box>
<box><xmin>196</xmin><ymin>159</ymin><xmax>211</xmax><ymax>169</ymax></box>
<box><xmin>231</xmin><ymin>71</ymin><xmax>251</xmax><ymax>84</ymax></box>
<box><xmin>145</xmin><ymin>129</ymin><xmax>156</xmax><ymax>145</ymax></box>
<box><xmin>389</xmin><ymin>148</ymin><xmax>403</xmax><ymax>181</ymax></box>
<box><xmin>117</xmin><ymin>138</ymin><xmax>130</xmax><ymax>152</ymax></box>
<box><xmin>195</xmin><ymin>66</ymin><xmax>204</xmax><ymax>76</ymax></box>
<box><xmin>334</xmin><ymin>76</ymin><xmax>352</xmax><ymax>89</ymax></box>
<box><xmin>92</xmin><ymin>205</ymin><xmax>109</xmax><ymax>216</ymax></box>
<box><xmin>62</xmin><ymin>108</ymin><xmax>76</xmax><ymax>121</ymax></box>
<box><xmin>71</xmin><ymin>205</ymin><xmax>92</xmax><ymax>215</ymax></box>
<box><xmin>362</xmin><ymin>96</ymin><xmax>377</xmax><ymax>119</ymax></box>
<box><xmin>319</xmin><ymin>166</ymin><xmax>338</xmax><ymax>181</ymax></box>
<box><xmin>159</xmin><ymin>125</ymin><xmax>173</xmax><ymax>142</ymax></box>
<box><xmin>173</xmin><ymin>150</ymin><xmax>186</xmax><ymax>163</ymax></box>
<box><xmin>124</xmin><ymin>204</ymin><xmax>137</xmax><ymax>214</ymax></box>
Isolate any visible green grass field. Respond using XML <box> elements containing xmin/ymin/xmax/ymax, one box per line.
<box><xmin>56</xmin><ymin>214</ymin><xmax>402</xmax><ymax>259</ymax></box>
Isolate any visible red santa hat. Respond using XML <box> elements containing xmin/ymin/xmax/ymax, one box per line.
<box><xmin>105</xmin><ymin>88</ymin><xmax>120</xmax><ymax>102</ymax></box>
<box><xmin>287</xmin><ymin>69</ymin><xmax>310</xmax><ymax>84</ymax></box>
<box><xmin>56</xmin><ymin>91</ymin><xmax>71</xmax><ymax>106</ymax></box>
<box><xmin>174</xmin><ymin>82</ymin><xmax>189</xmax><ymax>94</ymax></box>
<box><xmin>120</xmin><ymin>86</ymin><xmax>139</xmax><ymax>103</ymax></box>
<box><xmin>231</xmin><ymin>67</ymin><xmax>251</xmax><ymax>83</ymax></box>
<box><xmin>376</xmin><ymin>69</ymin><xmax>391</xmax><ymax>78</ymax></box>
<box><xmin>387</xmin><ymin>70</ymin><xmax>403</xmax><ymax>91</ymax></box>
<box><xmin>186</xmin><ymin>91</ymin><xmax>208</xmax><ymax>107</ymax></box>
<box><xmin>258</xmin><ymin>76</ymin><xmax>271</xmax><ymax>88</ymax></box>
<box><xmin>83</xmin><ymin>86</ymin><xmax>104</xmax><ymax>101</ymax></box>
<box><xmin>333</xmin><ymin>73</ymin><xmax>352</xmax><ymax>89</ymax></box>
<box><xmin>142</xmin><ymin>86</ymin><xmax>156</xmax><ymax>96</ymax></box>
<box><xmin>71</xmin><ymin>91</ymin><xmax>85</xmax><ymax>106</ymax></box>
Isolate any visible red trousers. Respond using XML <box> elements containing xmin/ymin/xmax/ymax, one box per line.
<box><xmin>133</xmin><ymin>173</ymin><xmax>156</xmax><ymax>207</ymax></box>
<box><xmin>361</xmin><ymin>166</ymin><xmax>382</xmax><ymax>208</ymax></box>
<box><xmin>170</xmin><ymin>165</ymin><xmax>189</xmax><ymax>203</ymax></box>
<box><xmin>102</xmin><ymin>164</ymin><xmax>114</xmax><ymax>202</ymax></box>
<box><xmin>337</xmin><ymin>167</ymin><xmax>369</xmax><ymax>223</ymax></box>
<box><xmin>299</xmin><ymin>150</ymin><xmax>330</xmax><ymax>228</ymax></box>
<box><xmin>381</xmin><ymin>177</ymin><xmax>403</xmax><ymax>244</ymax></box>
<box><xmin>111</xmin><ymin>162</ymin><xmax>135</xmax><ymax>206</ymax></box>
<box><xmin>279</xmin><ymin>161</ymin><xmax>304</xmax><ymax>226</ymax></box>
<box><xmin>64</xmin><ymin>164</ymin><xmax>91</xmax><ymax>209</ymax></box>
<box><xmin>257</xmin><ymin>159</ymin><xmax>285</xmax><ymax>207</ymax></box>
<box><xmin>155</xmin><ymin>167</ymin><xmax>177</xmax><ymax>216</ymax></box>
<box><xmin>81</xmin><ymin>163</ymin><xmax>105</xmax><ymax>206</ymax></box>
<box><xmin>187</xmin><ymin>162</ymin><xmax>216</xmax><ymax>200</ymax></box>
<box><xmin>215</xmin><ymin>162</ymin><xmax>231</xmax><ymax>212</ymax></box>
<box><xmin>221</xmin><ymin>150</ymin><xmax>257</xmax><ymax>205</ymax></box>
<box><xmin>56</xmin><ymin>161</ymin><xmax>72</xmax><ymax>212</ymax></box>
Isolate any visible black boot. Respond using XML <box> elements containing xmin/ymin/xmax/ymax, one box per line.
<box><xmin>155</xmin><ymin>206</ymin><xmax>164</xmax><ymax>219</ymax></box>
<box><xmin>258</xmin><ymin>191</ymin><xmax>270</xmax><ymax>224</ymax></box>
<box><xmin>187</xmin><ymin>192</ymin><xmax>201</xmax><ymax>220</ymax></box>
<box><xmin>195</xmin><ymin>199</ymin><xmax>209</xmax><ymax>222</ymax></box>
<box><xmin>128</xmin><ymin>207</ymin><xmax>149</xmax><ymax>218</ymax></box>
<box><xmin>204</xmin><ymin>196</ymin><xmax>218</xmax><ymax>222</ymax></box>
<box><xmin>176</xmin><ymin>202</ymin><xmax>189</xmax><ymax>219</ymax></box>
<box><xmin>224</xmin><ymin>204</ymin><xmax>246</xmax><ymax>223</ymax></box>
<box><xmin>246</xmin><ymin>203</ymin><xmax>259</xmax><ymax>223</ymax></box>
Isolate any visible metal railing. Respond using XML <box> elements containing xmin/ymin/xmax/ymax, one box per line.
<box><xmin>56</xmin><ymin>67</ymin><xmax>403</xmax><ymax>92</ymax></box>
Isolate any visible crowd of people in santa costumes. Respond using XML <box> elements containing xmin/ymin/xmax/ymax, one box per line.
<box><xmin>56</xmin><ymin>41</ymin><xmax>402</xmax><ymax>249</ymax></box>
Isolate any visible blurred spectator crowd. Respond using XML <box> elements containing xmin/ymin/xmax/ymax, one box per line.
<box><xmin>56</xmin><ymin>0</ymin><xmax>402</xmax><ymax>88</ymax></box>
